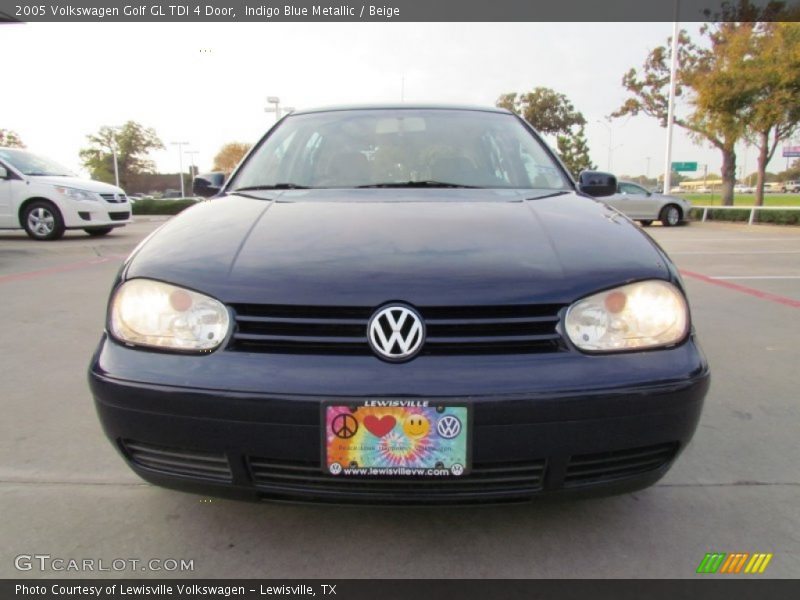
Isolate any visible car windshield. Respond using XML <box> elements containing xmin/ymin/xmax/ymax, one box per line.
<box><xmin>0</xmin><ymin>148</ymin><xmax>75</xmax><ymax>177</ymax></box>
<box><xmin>230</xmin><ymin>109</ymin><xmax>572</xmax><ymax>191</ymax></box>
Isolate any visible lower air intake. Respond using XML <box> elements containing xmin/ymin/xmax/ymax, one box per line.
<box><xmin>121</xmin><ymin>439</ymin><xmax>232</xmax><ymax>482</ymax></box>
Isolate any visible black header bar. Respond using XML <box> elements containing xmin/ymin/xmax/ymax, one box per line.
<box><xmin>2</xmin><ymin>0</ymin><xmax>800</xmax><ymax>23</ymax></box>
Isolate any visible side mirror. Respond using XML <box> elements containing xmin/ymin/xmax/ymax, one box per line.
<box><xmin>193</xmin><ymin>172</ymin><xmax>226</xmax><ymax>198</ymax></box>
<box><xmin>578</xmin><ymin>171</ymin><xmax>617</xmax><ymax>197</ymax></box>
<box><xmin>0</xmin><ymin>166</ymin><xmax>7</xmax><ymax>179</ymax></box>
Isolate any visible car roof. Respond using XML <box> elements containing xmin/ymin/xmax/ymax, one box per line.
<box><xmin>290</xmin><ymin>104</ymin><xmax>513</xmax><ymax>116</ymax></box>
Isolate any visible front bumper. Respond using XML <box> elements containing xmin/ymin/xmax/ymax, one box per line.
<box><xmin>89</xmin><ymin>335</ymin><xmax>709</xmax><ymax>504</ymax></box>
<box><xmin>62</xmin><ymin>200</ymin><xmax>132</xmax><ymax>228</ymax></box>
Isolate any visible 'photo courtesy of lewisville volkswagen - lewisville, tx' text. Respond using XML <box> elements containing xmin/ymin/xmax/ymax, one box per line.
<box><xmin>2</xmin><ymin>0</ymin><xmax>799</xmax><ymax>586</ymax></box>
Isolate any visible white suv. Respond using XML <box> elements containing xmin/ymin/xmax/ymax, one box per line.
<box><xmin>0</xmin><ymin>147</ymin><xmax>132</xmax><ymax>240</ymax></box>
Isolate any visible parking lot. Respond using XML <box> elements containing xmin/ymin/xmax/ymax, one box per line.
<box><xmin>1</xmin><ymin>218</ymin><xmax>798</xmax><ymax>579</ymax></box>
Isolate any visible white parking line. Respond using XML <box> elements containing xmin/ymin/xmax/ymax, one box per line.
<box><xmin>663</xmin><ymin>238</ymin><xmax>800</xmax><ymax>243</ymax></box>
<box><xmin>710</xmin><ymin>276</ymin><xmax>800</xmax><ymax>280</ymax></box>
<box><xmin>669</xmin><ymin>250</ymin><xmax>800</xmax><ymax>255</ymax></box>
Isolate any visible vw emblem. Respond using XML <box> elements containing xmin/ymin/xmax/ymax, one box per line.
<box><xmin>368</xmin><ymin>304</ymin><xmax>425</xmax><ymax>362</ymax></box>
<box><xmin>437</xmin><ymin>415</ymin><xmax>462</xmax><ymax>439</ymax></box>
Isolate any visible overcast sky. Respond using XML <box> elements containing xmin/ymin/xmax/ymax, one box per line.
<box><xmin>1</xmin><ymin>22</ymin><xmax>795</xmax><ymax>182</ymax></box>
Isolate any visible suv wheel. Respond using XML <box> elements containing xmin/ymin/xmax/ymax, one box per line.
<box><xmin>23</xmin><ymin>201</ymin><xmax>65</xmax><ymax>241</ymax></box>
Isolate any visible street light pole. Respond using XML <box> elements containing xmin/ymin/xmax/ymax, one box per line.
<box><xmin>663</xmin><ymin>4</ymin><xmax>680</xmax><ymax>195</ymax></box>
<box><xmin>111</xmin><ymin>139</ymin><xmax>120</xmax><ymax>189</ymax></box>
<box><xmin>171</xmin><ymin>141</ymin><xmax>188</xmax><ymax>198</ymax></box>
<box><xmin>266</xmin><ymin>96</ymin><xmax>280</xmax><ymax>120</ymax></box>
<box><xmin>185</xmin><ymin>151</ymin><xmax>199</xmax><ymax>179</ymax></box>
<box><xmin>265</xmin><ymin>96</ymin><xmax>294</xmax><ymax>121</ymax></box>
<box><xmin>646</xmin><ymin>156</ymin><xmax>651</xmax><ymax>179</ymax></box>
<box><xmin>596</xmin><ymin>120</ymin><xmax>613</xmax><ymax>171</ymax></box>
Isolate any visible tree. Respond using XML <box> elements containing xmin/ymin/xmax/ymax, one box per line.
<box><xmin>0</xmin><ymin>129</ymin><xmax>25</xmax><ymax>148</ymax></box>
<box><xmin>614</xmin><ymin>2</ymin><xmax>798</xmax><ymax>206</ymax></box>
<box><xmin>612</xmin><ymin>29</ymin><xmax>745</xmax><ymax>205</ymax></box>
<box><xmin>726</xmin><ymin>22</ymin><xmax>800</xmax><ymax>205</ymax></box>
<box><xmin>79</xmin><ymin>121</ymin><xmax>164</xmax><ymax>189</ymax></box>
<box><xmin>556</xmin><ymin>127</ymin><xmax>595</xmax><ymax>177</ymax></box>
<box><xmin>497</xmin><ymin>88</ymin><xmax>596</xmax><ymax>177</ymax></box>
<box><xmin>213</xmin><ymin>142</ymin><xmax>252</xmax><ymax>173</ymax></box>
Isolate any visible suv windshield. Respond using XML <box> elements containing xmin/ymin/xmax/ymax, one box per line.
<box><xmin>230</xmin><ymin>109</ymin><xmax>572</xmax><ymax>191</ymax></box>
<box><xmin>0</xmin><ymin>148</ymin><xmax>75</xmax><ymax>177</ymax></box>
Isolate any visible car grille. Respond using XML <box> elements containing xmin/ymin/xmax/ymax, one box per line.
<box><xmin>248</xmin><ymin>456</ymin><xmax>546</xmax><ymax>502</ymax></box>
<box><xmin>564</xmin><ymin>442</ymin><xmax>678</xmax><ymax>487</ymax></box>
<box><xmin>120</xmin><ymin>440</ymin><xmax>232</xmax><ymax>482</ymax></box>
<box><xmin>228</xmin><ymin>304</ymin><xmax>565</xmax><ymax>355</ymax></box>
<box><xmin>100</xmin><ymin>193</ymin><xmax>126</xmax><ymax>203</ymax></box>
<box><xmin>108</xmin><ymin>211</ymin><xmax>130</xmax><ymax>221</ymax></box>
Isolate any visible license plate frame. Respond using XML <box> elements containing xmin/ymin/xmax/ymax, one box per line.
<box><xmin>321</xmin><ymin>401</ymin><xmax>472</xmax><ymax>478</ymax></box>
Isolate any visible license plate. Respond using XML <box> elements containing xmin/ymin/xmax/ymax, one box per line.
<box><xmin>323</xmin><ymin>402</ymin><xmax>470</xmax><ymax>477</ymax></box>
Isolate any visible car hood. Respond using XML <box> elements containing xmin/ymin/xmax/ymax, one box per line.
<box><xmin>125</xmin><ymin>189</ymin><xmax>671</xmax><ymax>306</ymax></box>
<box><xmin>28</xmin><ymin>175</ymin><xmax>125</xmax><ymax>194</ymax></box>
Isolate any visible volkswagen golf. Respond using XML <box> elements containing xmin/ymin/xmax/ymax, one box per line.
<box><xmin>89</xmin><ymin>105</ymin><xmax>709</xmax><ymax>504</ymax></box>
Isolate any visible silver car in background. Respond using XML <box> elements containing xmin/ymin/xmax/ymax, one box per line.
<box><xmin>601</xmin><ymin>181</ymin><xmax>691</xmax><ymax>226</ymax></box>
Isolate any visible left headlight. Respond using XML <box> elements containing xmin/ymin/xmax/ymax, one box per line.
<box><xmin>55</xmin><ymin>186</ymin><xmax>99</xmax><ymax>201</ymax></box>
<box><xmin>109</xmin><ymin>279</ymin><xmax>230</xmax><ymax>352</ymax></box>
<box><xmin>564</xmin><ymin>280</ymin><xmax>689</xmax><ymax>352</ymax></box>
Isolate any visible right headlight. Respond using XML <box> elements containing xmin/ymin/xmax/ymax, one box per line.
<box><xmin>109</xmin><ymin>279</ymin><xmax>230</xmax><ymax>352</ymax></box>
<box><xmin>55</xmin><ymin>186</ymin><xmax>99</xmax><ymax>202</ymax></box>
<box><xmin>564</xmin><ymin>280</ymin><xmax>689</xmax><ymax>352</ymax></box>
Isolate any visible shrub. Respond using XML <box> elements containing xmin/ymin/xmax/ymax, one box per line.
<box><xmin>131</xmin><ymin>198</ymin><xmax>199</xmax><ymax>216</ymax></box>
<box><xmin>689</xmin><ymin>207</ymin><xmax>800</xmax><ymax>225</ymax></box>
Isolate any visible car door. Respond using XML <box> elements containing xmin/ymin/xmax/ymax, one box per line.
<box><xmin>616</xmin><ymin>183</ymin><xmax>658</xmax><ymax>219</ymax></box>
<box><xmin>0</xmin><ymin>160</ymin><xmax>17</xmax><ymax>227</ymax></box>
<box><xmin>603</xmin><ymin>183</ymin><xmax>644</xmax><ymax>219</ymax></box>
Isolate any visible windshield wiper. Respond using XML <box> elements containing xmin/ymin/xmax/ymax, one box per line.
<box><xmin>526</xmin><ymin>190</ymin><xmax>571</xmax><ymax>200</ymax></box>
<box><xmin>232</xmin><ymin>183</ymin><xmax>310</xmax><ymax>191</ymax></box>
<box><xmin>358</xmin><ymin>180</ymin><xmax>480</xmax><ymax>189</ymax></box>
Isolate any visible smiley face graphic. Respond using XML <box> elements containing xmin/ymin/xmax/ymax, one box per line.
<box><xmin>403</xmin><ymin>414</ymin><xmax>430</xmax><ymax>438</ymax></box>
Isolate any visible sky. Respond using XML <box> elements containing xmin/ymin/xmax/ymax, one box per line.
<box><xmin>1</xmin><ymin>21</ymin><xmax>796</xmax><ymax>182</ymax></box>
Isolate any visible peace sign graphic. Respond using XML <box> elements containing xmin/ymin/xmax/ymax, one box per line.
<box><xmin>331</xmin><ymin>413</ymin><xmax>359</xmax><ymax>439</ymax></box>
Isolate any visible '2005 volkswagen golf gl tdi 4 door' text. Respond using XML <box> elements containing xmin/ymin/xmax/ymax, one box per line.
<box><xmin>90</xmin><ymin>105</ymin><xmax>709</xmax><ymax>504</ymax></box>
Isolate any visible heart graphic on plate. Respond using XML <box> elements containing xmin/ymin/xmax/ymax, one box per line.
<box><xmin>363</xmin><ymin>415</ymin><xmax>396</xmax><ymax>437</ymax></box>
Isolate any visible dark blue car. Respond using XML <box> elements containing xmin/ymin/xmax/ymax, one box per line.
<box><xmin>89</xmin><ymin>105</ymin><xmax>709</xmax><ymax>504</ymax></box>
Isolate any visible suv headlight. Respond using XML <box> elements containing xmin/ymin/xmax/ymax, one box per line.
<box><xmin>565</xmin><ymin>280</ymin><xmax>689</xmax><ymax>352</ymax></box>
<box><xmin>55</xmin><ymin>186</ymin><xmax>99</xmax><ymax>201</ymax></box>
<box><xmin>109</xmin><ymin>279</ymin><xmax>230</xmax><ymax>352</ymax></box>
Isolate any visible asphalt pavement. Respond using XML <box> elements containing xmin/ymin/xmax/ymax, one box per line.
<box><xmin>0</xmin><ymin>218</ymin><xmax>798</xmax><ymax>579</ymax></box>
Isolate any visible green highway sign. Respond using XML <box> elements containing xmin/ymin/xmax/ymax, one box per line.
<box><xmin>672</xmin><ymin>161</ymin><xmax>698</xmax><ymax>172</ymax></box>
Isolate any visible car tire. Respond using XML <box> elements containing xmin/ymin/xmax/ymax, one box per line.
<box><xmin>22</xmin><ymin>200</ymin><xmax>66</xmax><ymax>241</ymax></box>
<box><xmin>84</xmin><ymin>227</ymin><xmax>114</xmax><ymax>237</ymax></box>
<box><xmin>659</xmin><ymin>204</ymin><xmax>682</xmax><ymax>227</ymax></box>
<box><xmin>639</xmin><ymin>220</ymin><xmax>653</xmax><ymax>227</ymax></box>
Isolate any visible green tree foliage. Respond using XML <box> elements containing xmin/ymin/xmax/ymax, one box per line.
<box><xmin>212</xmin><ymin>142</ymin><xmax>252</xmax><ymax>173</ymax></box>
<box><xmin>0</xmin><ymin>129</ymin><xmax>25</xmax><ymax>148</ymax></box>
<box><xmin>497</xmin><ymin>88</ymin><xmax>596</xmax><ymax>177</ymax></box>
<box><xmin>714</xmin><ymin>22</ymin><xmax>800</xmax><ymax>205</ymax></box>
<box><xmin>556</xmin><ymin>128</ymin><xmax>595</xmax><ymax>177</ymax></box>
<box><xmin>613</xmin><ymin>2</ymin><xmax>799</xmax><ymax>206</ymax></box>
<box><xmin>612</xmin><ymin>29</ymin><xmax>743</xmax><ymax>205</ymax></box>
<box><xmin>79</xmin><ymin>121</ymin><xmax>164</xmax><ymax>189</ymax></box>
